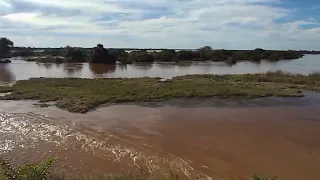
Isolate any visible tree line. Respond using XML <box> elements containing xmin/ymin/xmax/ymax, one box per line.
<box><xmin>0</xmin><ymin>37</ymin><xmax>310</xmax><ymax>64</ymax></box>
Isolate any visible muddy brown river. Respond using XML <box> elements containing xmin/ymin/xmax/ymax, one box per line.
<box><xmin>1</xmin><ymin>56</ymin><xmax>320</xmax><ymax>179</ymax></box>
<box><xmin>1</xmin><ymin>93</ymin><xmax>320</xmax><ymax>180</ymax></box>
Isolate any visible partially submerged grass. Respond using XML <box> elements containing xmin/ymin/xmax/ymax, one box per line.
<box><xmin>0</xmin><ymin>71</ymin><xmax>319</xmax><ymax>113</ymax></box>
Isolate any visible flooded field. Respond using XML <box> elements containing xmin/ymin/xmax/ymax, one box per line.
<box><xmin>1</xmin><ymin>55</ymin><xmax>320</xmax><ymax>84</ymax></box>
<box><xmin>0</xmin><ymin>93</ymin><xmax>320</xmax><ymax>179</ymax></box>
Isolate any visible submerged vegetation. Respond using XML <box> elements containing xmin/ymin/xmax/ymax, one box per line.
<box><xmin>0</xmin><ymin>71</ymin><xmax>319</xmax><ymax>113</ymax></box>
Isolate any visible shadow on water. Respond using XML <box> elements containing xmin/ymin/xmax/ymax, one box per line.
<box><xmin>89</xmin><ymin>64</ymin><xmax>116</xmax><ymax>74</ymax></box>
<box><xmin>0</xmin><ymin>64</ymin><xmax>15</xmax><ymax>84</ymax></box>
<box><xmin>36</xmin><ymin>63</ymin><xmax>56</xmax><ymax>70</ymax></box>
<box><xmin>130</xmin><ymin>63</ymin><xmax>154</xmax><ymax>70</ymax></box>
<box><xmin>63</xmin><ymin>63</ymin><xmax>84</xmax><ymax>76</ymax></box>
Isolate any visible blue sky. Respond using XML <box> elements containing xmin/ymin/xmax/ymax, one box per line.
<box><xmin>0</xmin><ymin>0</ymin><xmax>320</xmax><ymax>49</ymax></box>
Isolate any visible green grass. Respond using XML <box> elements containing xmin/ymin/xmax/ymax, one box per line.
<box><xmin>0</xmin><ymin>71</ymin><xmax>319</xmax><ymax>113</ymax></box>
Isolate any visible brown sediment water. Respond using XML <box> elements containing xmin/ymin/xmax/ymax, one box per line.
<box><xmin>0</xmin><ymin>95</ymin><xmax>320</xmax><ymax>180</ymax></box>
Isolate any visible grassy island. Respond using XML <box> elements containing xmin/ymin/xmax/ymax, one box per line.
<box><xmin>0</xmin><ymin>71</ymin><xmax>319</xmax><ymax>113</ymax></box>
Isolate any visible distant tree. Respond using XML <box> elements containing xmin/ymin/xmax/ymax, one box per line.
<box><xmin>0</xmin><ymin>37</ymin><xmax>14</xmax><ymax>58</ymax></box>
<box><xmin>198</xmin><ymin>46</ymin><xmax>213</xmax><ymax>51</ymax></box>
<box><xmin>254</xmin><ymin>48</ymin><xmax>265</xmax><ymax>52</ymax></box>
<box><xmin>90</xmin><ymin>44</ymin><xmax>116</xmax><ymax>64</ymax></box>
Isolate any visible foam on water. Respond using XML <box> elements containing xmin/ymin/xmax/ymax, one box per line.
<box><xmin>0</xmin><ymin>111</ymin><xmax>211</xmax><ymax>179</ymax></box>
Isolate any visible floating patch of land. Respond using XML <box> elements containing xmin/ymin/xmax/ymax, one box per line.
<box><xmin>0</xmin><ymin>71</ymin><xmax>319</xmax><ymax>113</ymax></box>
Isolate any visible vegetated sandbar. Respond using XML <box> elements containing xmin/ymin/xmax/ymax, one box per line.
<box><xmin>0</xmin><ymin>71</ymin><xmax>319</xmax><ymax>113</ymax></box>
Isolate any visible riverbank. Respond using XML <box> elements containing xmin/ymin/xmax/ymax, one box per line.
<box><xmin>0</xmin><ymin>71</ymin><xmax>319</xmax><ymax>113</ymax></box>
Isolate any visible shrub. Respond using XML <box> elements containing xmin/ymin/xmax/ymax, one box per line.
<box><xmin>129</xmin><ymin>51</ymin><xmax>154</xmax><ymax>62</ymax></box>
<box><xmin>177</xmin><ymin>51</ymin><xmax>200</xmax><ymax>61</ymax></box>
<box><xmin>267</xmin><ymin>52</ymin><xmax>280</xmax><ymax>61</ymax></box>
<box><xmin>154</xmin><ymin>50</ymin><xmax>177</xmax><ymax>62</ymax></box>
<box><xmin>90</xmin><ymin>44</ymin><xmax>116</xmax><ymax>64</ymax></box>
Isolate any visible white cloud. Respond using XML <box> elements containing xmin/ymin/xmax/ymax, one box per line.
<box><xmin>0</xmin><ymin>0</ymin><xmax>320</xmax><ymax>49</ymax></box>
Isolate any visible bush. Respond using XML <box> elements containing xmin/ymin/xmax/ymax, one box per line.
<box><xmin>232</xmin><ymin>51</ymin><xmax>249</xmax><ymax>61</ymax></box>
<box><xmin>267</xmin><ymin>52</ymin><xmax>280</xmax><ymax>61</ymax></box>
<box><xmin>177</xmin><ymin>51</ymin><xmax>200</xmax><ymax>61</ymax></box>
<box><xmin>0</xmin><ymin>158</ymin><xmax>55</xmax><ymax>180</ymax></box>
<box><xmin>90</xmin><ymin>44</ymin><xmax>116</xmax><ymax>64</ymax></box>
<box><xmin>154</xmin><ymin>50</ymin><xmax>177</xmax><ymax>62</ymax></box>
<box><xmin>128</xmin><ymin>51</ymin><xmax>154</xmax><ymax>62</ymax></box>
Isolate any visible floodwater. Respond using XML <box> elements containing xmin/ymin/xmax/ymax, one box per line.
<box><xmin>1</xmin><ymin>55</ymin><xmax>320</xmax><ymax>84</ymax></box>
<box><xmin>1</xmin><ymin>56</ymin><xmax>320</xmax><ymax>179</ymax></box>
<box><xmin>0</xmin><ymin>93</ymin><xmax>320</xmax><ymax>180</ymax></box>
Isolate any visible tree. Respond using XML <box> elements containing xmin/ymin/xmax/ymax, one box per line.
<box><xmin>0</xmin><ymin>37</ymin><xmax>14</xmax><ymax>58</ymax></box>
<box><xmin>90</xmin><ymin>44</ymin><xmax>116</xmax><ymax>64</ymax></box>
<box><xmin>198</xmin><ymin>46</ymin><xmax>213</xmax><ymax>51</ymax></box>
<box><xmin>198</xmin><ymin>46</ymin><xmax>212</xmax><ymax>60</ymax></box>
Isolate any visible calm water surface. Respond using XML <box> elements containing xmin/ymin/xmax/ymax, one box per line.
<box><xmin>0</xmin><ymin>55</ymin><xmax>320</xmax><ymax>84</ymax></box>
